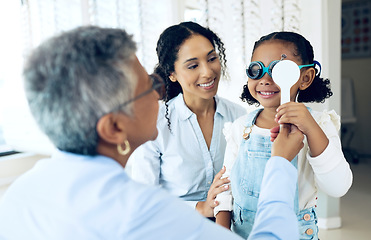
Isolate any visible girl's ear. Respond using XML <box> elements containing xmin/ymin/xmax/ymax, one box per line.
<box><xmin>299</xmin><ymin>67</ymin><xmax>316</xmax><ymax>90</ymax></box>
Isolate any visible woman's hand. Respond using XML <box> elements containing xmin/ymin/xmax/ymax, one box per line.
<box><xmin>272</xmin><ymin>124</ymin><xmax>304</xmax><ymax>161</ymax></box>
<box><xmin>196</xmin><ymin>166</ymin><xmax>230</xmax><ymax>217</ymax></box>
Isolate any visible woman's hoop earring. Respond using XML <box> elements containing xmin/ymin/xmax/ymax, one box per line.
<box><xmin>117</xmin><ymin>140</ymin><xmax>131</xmax><ymax>156</ymax></box>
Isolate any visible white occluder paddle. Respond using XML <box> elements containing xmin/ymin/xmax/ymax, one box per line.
<box><xmin>272</xmin><ymin>59</ymin><xmax>300</xmax><ymax>131</ymax></box>
<box><xmin>272</xmin><ymin>59</ymin><xmax>300</xmax><ymax>105</ymax></box>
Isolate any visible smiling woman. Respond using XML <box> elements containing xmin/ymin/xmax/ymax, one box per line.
<box><xmin>130</xmin><ymin>21</ymin><xmax>246</xmax><ymax>218</ymax></box>
<box><xmin>170</xmin><ymin>35</ymin><xmax>221</xmax><ymax>104</ymax></box>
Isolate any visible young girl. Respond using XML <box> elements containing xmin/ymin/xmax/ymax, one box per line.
<box><xmin>130</xmin><ymin>22</ymin><xmax>246</xmax><ymax>218</ymax></box>
<box><xmin>214</xmin><ymin>31</ymin><xmax>353</xmax><ymax>239</ymax></box>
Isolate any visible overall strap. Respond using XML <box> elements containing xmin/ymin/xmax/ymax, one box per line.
<box><xmin>242</xmin><ymin>108</ymin><xmax>263</xmax><ymax>140</ymax></box>
<box><xmin>244</xmin><ymin>108</ymin><xmax>263</xmax><ymax>128</ymax></box>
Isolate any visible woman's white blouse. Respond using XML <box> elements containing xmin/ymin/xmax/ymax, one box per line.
<box><xmin>130</xmin><ymin>94</ymin><xmax>246</xmax><ymax>208</ymax></box>
<box><xmin>214</xmin><ymin>108</ymin><xmax>353</xmax><ymax>216</ymax></box>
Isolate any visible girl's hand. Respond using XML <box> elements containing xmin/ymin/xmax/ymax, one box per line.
<box><xmin>275</xmin><ymin>102</ymin><xmax>329</xmax><ymax>157</ymax></box>
<box><xmin>270</xmin><ymin>125</ymin><xmax>280</xmax><ymax>142</ymax></box>
<box><xmin>275</xmin><ymin>102</ymin><xmax>317</xmax><ymax>135</ymax></box>
<box><xmin>196</xmin><ymin>166</ymin><xmax>230</xmax><ymax>217</ymax></box>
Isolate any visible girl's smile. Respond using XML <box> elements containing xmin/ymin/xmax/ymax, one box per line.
<box><xmin>257</xmin><ymin>90</ymin><xmax>279</xmax><ymax>99</ymax></box>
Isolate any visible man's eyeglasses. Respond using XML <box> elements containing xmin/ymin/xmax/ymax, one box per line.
<box><xmin>112</xmin><ymin>73</ymin><xmax>165</xmax><ymax>111</ymax></box>
<box><xmin>246</xmin><ymin>60</ymin><xmax>314</xmax><ymax>80</ymax></box>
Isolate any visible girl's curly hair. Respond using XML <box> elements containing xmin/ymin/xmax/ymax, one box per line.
<box><xmin>241</xmin><ymin>31</ymin><xmax>333</xmax><ymax>105</ymax></box>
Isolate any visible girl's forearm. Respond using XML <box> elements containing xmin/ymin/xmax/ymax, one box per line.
<box><xmin>215</xmin><ymin>211</ymin><xmax>232</xmax><ymax>229</ymax></box>
<box><xmin>195</xmin><ymin>201</ymin><xmax>207</xmax><ymax>217</ymax></box>
<box><xmin>306</xmin><ymin>124</ymin><xmax>329</xmax><ymax>157</ymax></box>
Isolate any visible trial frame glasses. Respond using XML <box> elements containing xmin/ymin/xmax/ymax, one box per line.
<box><xmin>246</xmin><ymin>60</ymin><xmax>315</xmax><ymax>80</ymax></box>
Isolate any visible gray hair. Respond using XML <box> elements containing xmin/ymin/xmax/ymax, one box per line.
<box><xmin>23</xmin><ymin>26</ymin><xmax>137</xmax><ymax>155</ymax></box>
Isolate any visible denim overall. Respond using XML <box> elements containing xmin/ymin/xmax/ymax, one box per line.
<box><xmin>230</xmin><ymin>109</ymin><xmax>319</xmax><ymax>240</ymax></box>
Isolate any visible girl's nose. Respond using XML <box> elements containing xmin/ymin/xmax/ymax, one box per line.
<box><xmin>259</xmin><ymin>75</ymin><xmax>274</xmax><ymax>85</ymax></box>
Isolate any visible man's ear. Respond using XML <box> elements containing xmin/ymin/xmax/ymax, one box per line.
<box><xmin>96</xmin><ymin>113</ymin><xmax>128</xmax><ymax>145</ymax></box>
<box><xmin>299</xmin><ymin>68</ymin><xmax>316</xmax><ymax>90</ymax></box>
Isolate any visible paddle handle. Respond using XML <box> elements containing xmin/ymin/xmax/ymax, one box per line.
<box><xmin>280</xmin><ymin>89</ymin><xmax>291</xmax><ymax>105</ymax></box>
<box><xmin>279</xmin><ymin>89</ymin><xmax>292</xmax><ymax>131</ymax></box>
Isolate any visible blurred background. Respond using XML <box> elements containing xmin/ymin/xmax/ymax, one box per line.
<box><xmin>0</xmin><ymin>0</ymin><xmax>370</xmax><ymax>239</ymax></box>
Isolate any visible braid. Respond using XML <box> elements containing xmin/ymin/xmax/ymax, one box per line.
<box><xmin>213</xmin><ymin>32</ymin><xmax>228</xmax><ymax>80</ymax></box>
<box><xmin>164</xmin><ymin>100</ymin><xmax>171</xmax><ymax>132</ymax></box>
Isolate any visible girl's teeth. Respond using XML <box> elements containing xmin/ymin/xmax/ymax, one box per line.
<box><xmin>260</xmin><ymin>92</ymin><xmax>275</xmax><ymax>95</ymax></box>
<box><xmin>199</xmin><ymin>80</ymin><xmax>214</xmax><ymax>87</ymax></box>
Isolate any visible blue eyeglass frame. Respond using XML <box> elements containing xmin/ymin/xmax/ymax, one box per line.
<box><xmin>246</xmin><ymin>60</ymin><xmax>315</xmax><ymax>80</ymax></box>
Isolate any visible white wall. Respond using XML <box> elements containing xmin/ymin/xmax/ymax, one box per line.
<box><xmin>341</xmin><ymin>0</ymin><xmax>371</xmax><ymax>158</ymax></box>
<box><xmin>302</xmin><ymin>0</ymin><xmax>343</xmax><ymax>229</ymax></box>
